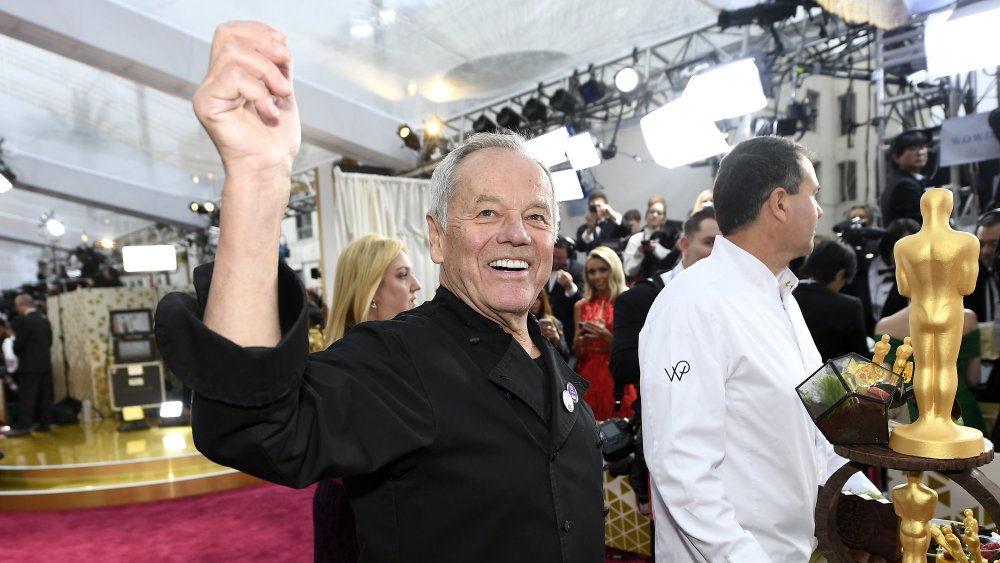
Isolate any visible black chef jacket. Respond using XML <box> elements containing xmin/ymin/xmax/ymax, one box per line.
<box><xmin>155</xmin><ymin>262</ymin><xmax>605</xmax><ymax>563</ymax></box>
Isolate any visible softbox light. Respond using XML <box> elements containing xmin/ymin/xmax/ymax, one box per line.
<box><xmin>925</xmin><ymin>1</ymin><xmax>1000</xmax><ymax>77</ymax></box>
<box><xmin>640</xmin><ymin>99</ymin><xmax>730</xmax><ymax>169</ymax></box>
<box><xmin>682</xmin><ymin>58</ymin><xmax>767</xmax><ymax>121</ymax></box>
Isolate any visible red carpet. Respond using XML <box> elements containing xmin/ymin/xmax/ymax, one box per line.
<box><xmin>0</xmin><ymin>483</ymin><xmax>315</xmax><ymax>562</ymax></box>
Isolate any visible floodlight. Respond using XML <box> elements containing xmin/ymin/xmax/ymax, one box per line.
<box><xmin>563</xmin><ymin>133</ymin><xmax>601</xmax><ymax>170</ymax></box>
<box><xmin>682</xmin><ymin>58</ymin><xmax>767</xmax><ymax>120</ymax></box>
<box><xmin>424</xmin><ymin>117</ymin><xmax>443</xmax><ymax>138</ymax></box>
<box><xmin>551</xmin><ymin>170</ymin><xmax>584</xmax><ymax>202</ymax></box>
<box><xmin>640</xmin><ymin>99</ymin><xmax>730</xmax><ymax>169</ymax></box>
<box><xmin>496</xmin><ymin>107</ymin><xmax>524</xmax><ymax>131</ymax></box>
<box><xmin>522</xmin><ymin>97</ymin><xmax>548</xmax><ymax>122</ymax></box>
<box><xmin>203</xmin><ymin>201</ymin><xmax>216</xmax><ymax>213</ymax></box>
<box><xmin>925</xmin><ymin>2</ymin><xmax>1000</xmax><ymax>77</ymax></box>
<box><xmin>160</xmin><ymin>401</ymin><xmax>183</xmax><ymax>418</ymax></box>
<box><xmin>550</xmin><ymin>88</ymin><xmax>581</xmax><ymax>114</ymax></box>
<box><xmin>45</xmin><ymin>217</ymin><xmax>65</xmax><ymax>238</ymax></box>
<box><xmin>578</xmin><ymin>76</ymin><xmax>608</xmax><ymax>104</ymax></box>
<box><xmin>398</xmin><ymin>124</ymin><xmax>420</xmax><ymax>150</ymax></box>
<box><xmin>188</xmin><ymin>201</ymin><xmax>200</xmax><ymax>212</ymax></box>
<box><xmin>97</xmin><ymin>238</ymin><xmax>115</xmax><ymax>250</ymax></box>
<box><xmin>615</xmin><ymin>67</ymin><xmax>642</xmax><ymax>93</ymax></box>
<box><xmin>122</xmin><ymin>245</ymin><xmax>178</xmax><ymax>273</ymax></box>
<box><xmin>524</xmin><ymin>126</ymin><xmax>571</xmax><ymax>168</ymax></box>
<box><xmin>472</xmin><ymin>114</ymin><xmax>498</xmax><ymax>134</ymax></box>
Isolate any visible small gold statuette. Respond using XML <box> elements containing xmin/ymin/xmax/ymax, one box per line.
<box><xmin>931</xmin><ymin>523</ymin><xmax>971</xmax><ymax>563</ymax></box>
<box><xmin>892</xmin><ymin>471</ymin><xmax>938</xmax><ymax>563</ymax></box>
<box><xmin>893</xmin><ymin>336</ymin><xmax>913</xmax><ymax>377</ymax></box>
<box><xmin>888</xmin><ymin>188</ymin><xmax>985</xmax><ymax>459</ymax></box>
<box><xmin>856</xmin><ymin>335</ymin><xmax>892</xmax><ymax>389</ymax></box>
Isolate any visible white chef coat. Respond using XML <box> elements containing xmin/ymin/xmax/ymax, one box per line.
<box><xmin>639</xmin><ymin>236</ymin><xmax>873</xmax><ymax>562</ymax></box>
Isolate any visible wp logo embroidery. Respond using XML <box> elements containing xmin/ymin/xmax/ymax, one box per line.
<box><xmin>665</xmin><ymin>360</ymin><xmax>690</xmax><ymax>382</ymax></box>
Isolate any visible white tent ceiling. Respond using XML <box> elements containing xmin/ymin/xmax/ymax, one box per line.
<box><xmin>0</xmin><ymin>0</ymin><xmax>729</xmax><ymax>288</ymax></box>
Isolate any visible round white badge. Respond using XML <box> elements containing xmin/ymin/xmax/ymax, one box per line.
<box><xmin>562</xmin><ymin>389</ymin><xmax>575</xmax><ymax>413</ymax></box>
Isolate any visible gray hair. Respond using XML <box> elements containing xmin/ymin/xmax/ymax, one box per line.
<box><xmin>14</xmin><ymin>294</ymin><xmax>34</xmax><ymax>308</ymax></box>
<box><xmin>428</xmin><ymin>132</ymin><xmax>559</xmax><ymax>233</ymax></box>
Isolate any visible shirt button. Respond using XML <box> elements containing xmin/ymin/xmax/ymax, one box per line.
<box><xmin>469</xmin><ymin>336</ymin><xmax>481</xmax><ymax>345</ymax></box>
<box><xmin>563</xmin><ymin>520</ymin><xmax>574</xmax><ymax>532</ymax></box>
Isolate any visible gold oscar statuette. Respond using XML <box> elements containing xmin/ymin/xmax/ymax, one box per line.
<box><xmin>892</xmin><ymin>471</ymin><xmax>938</xmax><ymax>563</ymax></box>
<box><xmin>888</xmin><ymin>188</ymin><xmax>985</xmax><ymax>459</ymax></box>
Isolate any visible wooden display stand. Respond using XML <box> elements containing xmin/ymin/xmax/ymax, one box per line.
<box><xmin>816</xmin><ymin>440</ymin><xmax>999</xmax><ymax>562</ymax></box>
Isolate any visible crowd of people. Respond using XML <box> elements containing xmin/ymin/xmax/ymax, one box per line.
<box><xmin>7</xmin><ymin>19</ymin><xmax>1000</xmax><ymax>563</ymax></box>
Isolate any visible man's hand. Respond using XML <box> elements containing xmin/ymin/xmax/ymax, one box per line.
<box><xmin>194</xmin><ymin>21</ymin><xmax>301</xmax><ymax>187</ymax></box>
<box><xmin>555</xmin><ymin>269</ymin><xmax>574</xmax><ymax>290</ymax></box>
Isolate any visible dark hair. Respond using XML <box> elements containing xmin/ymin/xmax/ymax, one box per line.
<box><xmin>800</xmin><ymin>239</ymin><xmax>858</xmax><ymax>284</ymax></box>
<box><xmin>978</xmin><ymin>209</ymin><xmax>1000</xmax><ymax>230</ymax></box>
<box><xmin>683</xmin><ymin>206</ymin><xmax>716</xmax><ymax>238</ymax></box>
<box><xmin>623</xmin><ymin>209</ymin><xmax>641</xmax><ymax>223</ymax></box>
<box><xmin>890</xmin><ymin>130</ymin><xmax>929</xmax><ymax>159</ymax></box>
<box><xmin>554</xmin><ymin>235</ymin><xmax>576</xmax><ymax>255</ymax></box>
<box><xmin>879</xmin><ymin>218</ymin><xmax>921</xmax><ymax>263</ymax></box>
<box><xmin>588</xmin><ymin>190</ymin><xmax>608</xmax><ymax>204</ymax></box>
<box><xmin>713</xmin><ymin>136</ymin><xmax>810</xmax><ymax>235</ymax></box>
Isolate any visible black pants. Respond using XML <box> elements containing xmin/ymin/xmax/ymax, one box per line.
<box><xmin>14</xmin><ymin>370</ymin><xmax>53</xmax><ymax>430</ymax></box>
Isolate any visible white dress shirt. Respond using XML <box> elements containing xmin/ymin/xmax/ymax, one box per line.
<box><xmin>623</xmin><ymin>228</ymin><xmax>670</xmax><ymax>277</ymax></box>
<box><xmin>639</xmin><ymin>236</ymin><xmax>873</xmax><ymax>562</ymax></box>
<box><xmin>2</xmin><ymin>336</ymin><xmax>17</xmax><ymax>373</ymax></box>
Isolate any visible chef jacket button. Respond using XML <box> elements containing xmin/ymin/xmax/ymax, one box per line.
<box><xmin>469</xmin><ymin>336</ymin><xmax>481</xmax><ymax>345</ymax></box>
<box><xmin>563</xmin><ymin>520</ymin><xmax>574</xmax><ymax>532</ymax></box>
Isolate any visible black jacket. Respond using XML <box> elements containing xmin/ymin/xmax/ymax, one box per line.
<box><xmin>881</xmin><ymin>170</ymin><xmax>924</xmax><ymax>226</ymax></box>
<box><xmin>155</xmin><ymin>263</ymin><xmax>605</xmax><ymax>563</ymax></box>
<box><xmin>548</xmin><ymin>259</ymin><xmax>584</xmax><ymax>343</ymax></box>
<box><xmin>793</xmin><ymin>282</ymin><xmax>869</xmax><ymax>362</ymax></box>
<box><xmin>13</xmin><ymin>310</ymin><xmax>53</xmax><ymax>373</ymax></box>
<box><xmin>610</xmin><ymin>273</ymin><xmax>666</xmax><ymax>387</ymax></box>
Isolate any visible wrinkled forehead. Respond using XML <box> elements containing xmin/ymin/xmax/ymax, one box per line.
<box><xmin>453</xmin><ymin>149</ymin><xmax>554</xmax><ymax>208</ymax></box>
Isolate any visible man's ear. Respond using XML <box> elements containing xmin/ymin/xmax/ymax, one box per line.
<box><xmin>767</xmin><ymin>187</ymin><xmax>790</xmax><ymax>222</ymax></box>
<box><xmin>677</xmin><ymin>235</ymin><xmax>689</xmax><ymax>257</ymax></box>
<box><xmin>426</xmin><ymin>214</ymin><xmax>445</xmax><ymax>265</ymax></box>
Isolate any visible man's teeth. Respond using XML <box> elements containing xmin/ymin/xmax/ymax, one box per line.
<box><xmin>490</xmin><ymin>259</ymin><xmax>529</xmax><ymax>271</ymax></box>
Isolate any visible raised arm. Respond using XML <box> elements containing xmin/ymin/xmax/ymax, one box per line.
<box><xmin>195</xmin><ymin>21</ymin><xmax>301</xmax><ymax>347</ymax></box>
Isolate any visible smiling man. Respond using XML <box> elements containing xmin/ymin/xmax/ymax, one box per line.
<box><xmin>154</xmin><ymin>21</ymin><xmax>603</xmax><ymax>563</ymax></box>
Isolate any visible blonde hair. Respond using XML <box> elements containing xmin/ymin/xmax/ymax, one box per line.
<box><xmin>324</xmin><ymin>234</ymin><xmax>407</xmax><ymax>346</ymax></box>
<box><xmin>583</xmin><ymin>246</ymin><xmax>626</xmax><ymax>301</ymax></box>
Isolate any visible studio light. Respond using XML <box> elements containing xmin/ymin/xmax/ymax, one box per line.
<box><xmin>563</xmin><ymin>132</ymin><xmax>601</xmax><ymax>171</ymax></box>
<box><xmin>522</xmin><ymin>97</ymin><xmax>548</xmax><ymax>123</ymax></box>
<box><xmin>524</xmin><ymin>125</ymin><xmax>571</xmax><ymax>168</ymax></box>
<box><xmin>423</xmin><ymin>116</ymin><xmax>443</xmax><ymax>138</ymax></box>
<box><xmin>398</xmin><ymin>124</ymin><xmax>420</xmax><ymax>151</ymax></box>
<box><xmin>614</xmin><ymin>67</ymin><xmax>642</xmax><ymax>94</ymax></box>
<box><xmin>188</xmin><ymin>201</ymin><xmax>200</xmax><ymax>213</ymax></box>
<box><xmin>550</xmin><ymin>88</ymin><xmax>581</xmax><ymax>114</ymax></box>
<box><xmin>925</xmin><ymin>1</ymin><xmax>1000</xmax><ymax>77</ymax></box>
<box><xmin>681</xmin><ymin>58</ymin><xmax>767</xmax><ymax>121</ymax></box>
<box><xmin>496</xmin><ymin>107</ymin><xmax>524</xmax><ymax>131</ymax></box>
<box><xmin>160</xmin><ymin>400</ymin><xmax>183</xmax><ymax>418</ymax></box>
<box><xmin>122</xmin><ymin>245</ymin><xmax>178</xmax><ymax>273</ymax></box>
<box><xmin>640</xmin><ymin>98</ymin><xmax>730</xmax><ymax>169</ymax></box>
<box><xmin>551</xmin><ymin>169</ymin><xmax>584</xmax><ymax>202</ymax></box>
<box><xmin>97</xmin><ymin>238</ymin><xmax>115</xmax><ymax>250</ymax></box>
<box><xmin>578</xmin><ymin>67</ymin><xmax>608</xmax><ymax>104</ymax></box>
<box><xmin>472</xmin><ymin>114</ymin><xmax>498</xmax><ymax>134</ymax></box>
<box><xmin>203</xmin><ymin>201</ymin><xmax>216</xmax><ymax>213</ymax></box>
<box><xmin>45</xmin><ymin>217</ymin><xmax>65</xmax><ymax>238</ymax></box>
<box><xmin>159</xmin><ymin>400</ymin><xmax>188</xmax><ymax>428</ymax></box>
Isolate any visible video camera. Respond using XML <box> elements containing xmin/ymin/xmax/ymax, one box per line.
<box><xmin>833</xmin><ymin>217</ymin><xmax>885</xmax><ymax>250</ymax></box>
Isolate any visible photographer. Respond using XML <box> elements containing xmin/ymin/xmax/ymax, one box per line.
<box><xmin>576</xmin><ymin>190</ymin><xmax>630</xmax><ymax>254</ymax></box>
<box><xmin>609</xmin><ymin>207</ymin><xmax>720</xmax><ymax>514</ymax></box>
<box><xmin>622</xmin><ymin>200</ymin><xmax>680</xmax><ymax>281</ymax></box>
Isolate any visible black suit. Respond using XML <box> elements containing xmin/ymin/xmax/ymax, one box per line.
<box><xmin>793</xmin><ymin>282</ymin><xmax>869</xmax><ymax>362</ymax></box>
<box><xmin>965</xmin><ymin>263</ymin><xmax>994</xmax><ymax>324</ymax></box>
<box><xmin>12</xmin><ymin>309</ymin><xmax>54</xmax><ymax>430</ymax></box>
<box><xmin>842</xmin><ymin>255</ymin><xmax>907</xmax><ymax>336</ymax></box>
<box><xmin>548</xmin><ymin>260</ymin><xmax>584</xmax><ymax>343</ymax></box>
<box><xmin>881</xmin><ymin>170</ymin><xmax>924</xmax><ymax>226</ymax></box>
<box><xmin>576</xmin><ymin>219</ymin><xmax>630</xmax><ymax>255</ymax></box>
<box><xmin>610</xmin><ymin>273</ymin><xmax>665</xmax><ymax>387</ymax></box>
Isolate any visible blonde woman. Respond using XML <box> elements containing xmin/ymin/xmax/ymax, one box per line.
<box><xmin>572</xmin><ymin>246</ymin><xmax>633</xmax><ymax>419</ymax></box>
<box><xmin>316</xmin><ymin>233</ymin><xmax>421</xmax><ymax>563</ymax></box>
<box><xmin>324</xmin><ymin>233</ymin><xmax>423</xmax><ymax>346</ymax></box>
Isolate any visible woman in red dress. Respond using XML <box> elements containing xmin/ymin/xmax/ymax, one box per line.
<box><xmin>573</xmin><ymin>246</ymin><xmax>635</xmax><ymax>420</ymax></box>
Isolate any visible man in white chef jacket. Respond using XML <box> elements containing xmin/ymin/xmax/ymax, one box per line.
<box><xmin>639</xmin><ymin>136</ymin><xmax>878</xmax><ymax>562</ymax></box>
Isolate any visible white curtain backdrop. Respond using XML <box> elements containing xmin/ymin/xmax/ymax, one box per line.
<box><xmin>317</xmin><ymin>168</ymin><xmax>440</xmax><ymax>309</ymax></box>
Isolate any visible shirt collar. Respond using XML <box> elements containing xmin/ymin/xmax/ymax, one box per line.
<box><xmin>713</xmin><ymin>236</ymin><xmax>799</xmax><ymax>304</ymax></box>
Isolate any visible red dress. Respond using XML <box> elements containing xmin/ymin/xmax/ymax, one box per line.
<box><xmin>576</xmin><ymin>296</ymin><xmax>636</xmax><ymax>420</ymax></box>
